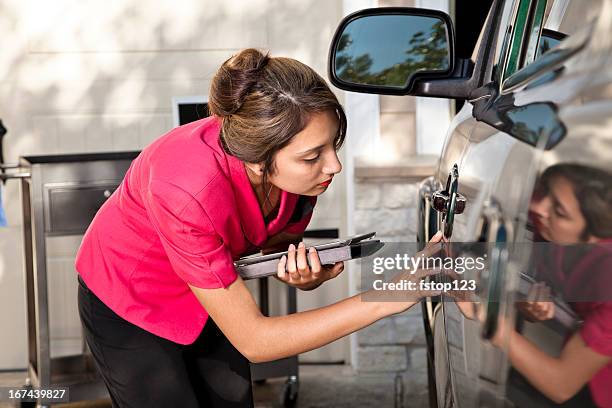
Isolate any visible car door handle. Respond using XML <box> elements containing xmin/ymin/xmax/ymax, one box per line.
<box><xmin>431</xmin><ymin>164</ymin><xmax>467</xmax><ymax>238</ymax></box>
<box><xmin>431</xmin><ymin>190</ymin><xmax>467</xmax><ymax>214</ymax></box>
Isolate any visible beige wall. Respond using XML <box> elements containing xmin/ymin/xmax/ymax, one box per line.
<box><xmin>0</xmin><ymin>0</ymin><xmax>347</xmax><ymax>368</ymax></box>
<box><xmin>379</xmin><ymin>95</ymin><xmax>417</xmax><ymax>158</ymax></box>
<box><xmin>375</xmin><ymin>0</ymin><xmax>418</xmax><ymax>161</ymax></box>
<box><xmin>362</xmin><ymin>0</ymin><xmax>416</xmax><ymax>164</ymax></box>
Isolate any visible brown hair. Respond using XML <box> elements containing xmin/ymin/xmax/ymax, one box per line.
<box><xmin>537</xmin><ymin>163</ymin><xmax>612</xmax><ymax>240</ymax></box>
<box><xmin>208</xmin><ymin>48</ymin><xmax>347</xmax><ymax>182</ymax></box>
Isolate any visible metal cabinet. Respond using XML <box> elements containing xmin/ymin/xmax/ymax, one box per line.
<box><xmin>16</xmin><ymin>152</ymin><xmax>138</xmax><ymax>405</ymax></box>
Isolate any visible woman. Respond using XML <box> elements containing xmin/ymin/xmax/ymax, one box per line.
<box><xmin>76</xmin><ymin>48</ymin><xmax>439</xmax><ymax>407</ymax></box>
<box><xmin>493</xmin><ymin>164</ymin><xmax>612</xmax><ymax>407</ymax></box>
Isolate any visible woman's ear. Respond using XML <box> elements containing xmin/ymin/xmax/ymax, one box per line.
<box><xmin>245</xmin><ymin>162</ymin><xmax>265</xmax><ymax>175</ymax></box>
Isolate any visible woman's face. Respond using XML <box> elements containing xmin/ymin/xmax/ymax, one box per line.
<box><xmin>268</xmin><ymin>110</ymin><xmax>342</xmax><ymax>196</ymax></box>
<box><xmin>529</xmin><ymin>175</ymin><xmax>597</xmax><ymax>244</ymax></box>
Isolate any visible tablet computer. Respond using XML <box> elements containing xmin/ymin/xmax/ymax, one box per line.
<box><xmin>235</xmin><ymin>232</ymin><xmax>383</xmax><ymax>279</ymax></box>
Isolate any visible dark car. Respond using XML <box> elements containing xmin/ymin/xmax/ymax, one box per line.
<box><xmin>328</xmin><ymin>0</ymin><xmax>612</xmax><ymax>406</ymax></box>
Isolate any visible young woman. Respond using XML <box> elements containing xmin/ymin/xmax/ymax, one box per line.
<box><xmin>76</xmin><ymin>48</ymin><xmax>440</xmax><ymax>407</ymax></box>
<box><xmin>494</xmin><ymin>164</ymin><xmax>612</xmax><ymax>407</ymax></box>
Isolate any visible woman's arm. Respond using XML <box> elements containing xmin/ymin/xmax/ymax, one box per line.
<box><xmin>499</xmin><ymin>328</ymin><xmax>611</xmax><ymax>403</ymax></box>
<box><xmin>191</xmin><ymin>232</ymin><xmax>443</xmax><ymax>363</ymax></box>
<box><xmin>190</xmin><ymin>278</ymin><xmax>406</xmax><ymax>363</ymax></box>
<box><xmin>460</xmin><ymin>299</ymin><xmax>611</xmax><ymax>403</ymax></box>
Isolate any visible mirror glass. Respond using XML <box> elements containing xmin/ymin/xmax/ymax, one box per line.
<box><xmin>333</xmin><ymin>14</ymin><xmax>451</xmax><ymax>89</ymax></box>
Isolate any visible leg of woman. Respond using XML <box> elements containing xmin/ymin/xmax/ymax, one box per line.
<box><xmin>183</xmin><ymin>318</ymin><xmax>254</xmax><ymax>408</ymax></box>
<box><xmin>77</xmin><ymin>276</ymin><xmax>201</xmax><ymax>408</ymax></box>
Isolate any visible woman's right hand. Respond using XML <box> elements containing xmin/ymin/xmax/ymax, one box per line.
<box><xmin>372</xmin><ymin>231</ymin><xmax>446</xmax><ymax>315</ymax></box>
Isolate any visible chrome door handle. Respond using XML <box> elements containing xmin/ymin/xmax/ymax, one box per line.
<box><xmin>431</xmin><ymin>164</ymin><xmax>467</xmax><ymax>238</ymax></box>
<box><xmin>432</xmin><ymin>190</ymin><xmax>466</xmax><ymax>214</ymax></box>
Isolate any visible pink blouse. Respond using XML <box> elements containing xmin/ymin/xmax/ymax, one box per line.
<box><xmin>76</xmin><ymin>117</ymin><xmax>315</xmax><ymax>344</ymax></box>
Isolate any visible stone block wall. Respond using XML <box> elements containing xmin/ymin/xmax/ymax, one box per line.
<box><xmin>352</xmin><ymin>167</ymin><xmax>435</xmax><ymax>405</ymax></box>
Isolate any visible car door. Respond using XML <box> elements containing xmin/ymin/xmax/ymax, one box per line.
<box><xmin>420</xmin><ymin>0</ymin><xmax>512</xmax><ymax>405</ymax></box>
<box><xmin>452</xmin><ymin>0</ymin><xmax>608</xmax><ymax>406</ymax></box>
<box><xmin>326</xmin><ymin>2</ymin><xmax>608</xmax><ymax>406</ymax></box>
<box><xmin>492</xmin><ymin>0</ymin><xmax>610</xmax><ymax>406</ymax></box>
<box><xmin>425</xmin><ymin>0</ymin><xmax>561</xmax><ymax>406</ymax></box>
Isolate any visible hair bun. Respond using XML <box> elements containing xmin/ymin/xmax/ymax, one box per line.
<box><xmin>209</xmin><ymin>48</ymin><xmax>270</xmax><ymax>117</ymax></box>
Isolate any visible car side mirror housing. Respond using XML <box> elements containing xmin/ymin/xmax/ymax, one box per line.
<box><xmin>328</xmin><ymin>7</ymin><xmax>457</xmax><ymax>96</ymax></box>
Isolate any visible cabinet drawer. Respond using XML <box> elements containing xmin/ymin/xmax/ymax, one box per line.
<box><xmin>44</xmin><ymin>182</ymin><xmax>120</xmax><ymax>235</ymax></box>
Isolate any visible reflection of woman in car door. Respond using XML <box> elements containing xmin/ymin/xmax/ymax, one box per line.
<box><xmin>497</xmin><ymin>164</ymin><xmax>612</xmax><ymax>407</ymax></box>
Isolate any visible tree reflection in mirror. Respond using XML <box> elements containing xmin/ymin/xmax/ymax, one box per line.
<box><xmin>334</xmin><ymin>14</ymin><xmax>450</xmax><ymax>88</ymax></box>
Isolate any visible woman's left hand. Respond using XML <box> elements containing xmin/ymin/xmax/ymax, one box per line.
<box><xmin>517</xmin><ymin>282</ymin><xmax>555</xmax><ymax>322</ymax></box>
<box><xmin>276</xmin><ymin>241</ymin><xmax>344</xmax><ymax>290</ymax></box>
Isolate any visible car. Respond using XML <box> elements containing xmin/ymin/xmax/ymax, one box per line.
<box><xmin>328</xmin><ymin>0</ymin><xmax>612</xmax><ymax>407</ymax></box>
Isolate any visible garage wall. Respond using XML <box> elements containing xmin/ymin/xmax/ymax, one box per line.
<box><xmin>0</xmin><ymin>0</ymin><xmax>347</xmax><ymax>369</ymax></box>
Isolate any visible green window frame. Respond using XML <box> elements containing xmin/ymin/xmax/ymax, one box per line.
<box><xmin>522</xmin><ymin>0</ymin><xmax>548</xmax><ymax>65</ymax></box>
<box><xmin>499</xmin><ymin>0</ymin><xmax>548</xmax><ymax>82</ymax></box>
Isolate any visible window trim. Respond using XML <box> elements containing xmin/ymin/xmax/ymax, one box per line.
<box><xmin>501</xmin><ymin>0</ymin><xmax>534</xmax><ymax>81</ymax></box>
<box><xmin>521</xmin><ymin>0</ymin><xmax>548</xmax><ymax>66</ymax></box>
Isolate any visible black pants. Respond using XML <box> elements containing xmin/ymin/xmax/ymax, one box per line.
<box><xmin>77</xmin><ymin>275</ymin><xmax>254</xmax><ymax>408</ymax></box>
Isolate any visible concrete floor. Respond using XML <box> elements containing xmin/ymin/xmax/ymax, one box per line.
<box><xmin>0</xmin><ymin>365</ymin><xmax>422</xmax><ymax>408</ymax></box>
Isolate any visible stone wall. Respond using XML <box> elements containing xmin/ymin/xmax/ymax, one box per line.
<box><xmin>352</xmin><ymin>162</ymin><xmax>435</xmax><ymax>405</ymax></box>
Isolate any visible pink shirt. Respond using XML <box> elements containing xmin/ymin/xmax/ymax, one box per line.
<box><xmin>557</xmin><ymin>244</ymin><xmax>612</xmax><ymax>408</ymax></box>
<box><xmin>76</xmin><ymin>117</ymin><xmax>315</xmax><ymax>344</ymax></box>
<box><xmin>536</xmin><ymin>241</ymin><xmax>612</xmax><ymax>407</ymax></box>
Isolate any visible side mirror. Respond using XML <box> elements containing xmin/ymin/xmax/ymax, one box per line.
<box><xmin>328</xmin><ymin>8</ymin><xmax>455</xmax><ymax>95</ymax></box>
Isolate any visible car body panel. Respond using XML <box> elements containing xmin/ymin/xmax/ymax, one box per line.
<box><xmin>327</xmin><ymin>0</ymin><xmax>611</xmax><ymax>405</ymax></box>
<box><xmin>430</xmin><ymin>1</ymin><xmax>611</xmax><ymax>407</ymax></box>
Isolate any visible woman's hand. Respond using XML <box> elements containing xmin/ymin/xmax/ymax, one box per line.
<box><xmin>517</xmin><ymin>282</ymin><xmax>555</xmax><ymax>322</ymax></box>
<box><xmin>276</xmin><ymin>241</ymin><xmax>344</xmax><ymax>290</ymax></box>
<box><xmin>372</xmin><ymin>231</ymin><xmax>446</xmax><ymax>315</ymax></box>
<box><xmin>490</xmin><ymin>314</ymin><xmax>515</xmax><ymax>348</ymax></box>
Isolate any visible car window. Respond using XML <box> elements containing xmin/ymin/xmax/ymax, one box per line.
<box><xmin>500</xmin><ymin>0</ymin><xmax>535</xmax><ymax>81</ymax></box>
<box><xmin>496</xmin><ymin>0</ymin><xmax>603</xmax><ymax>85</ymax></box>
<box><xmin>521</xmin><ymin>0</ymin><xmax>548</xmax><ymax>66</ymax></box>
<box><xmin>491</xmin><ymin>0</ymin><xmax>521</xmax><ymax>83</ymax></box>
<box><xmin>501</xmin><ymin>25</ymin><xmax>590</xmax><ymax>91</ymax></box>
<box><xmin>533</xmin><ymin>0</ymin><xmax>603</xmax><ymax>59</ymax></box>
<box><xmin>492</xmin><ymin>0</ymin><xmax>550</xmax><ymax>84</ymax></box>
<box><xmin>500</xmin><ymin>0</ymin><xmax>602</xmax><ymax>91</ymax></box>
